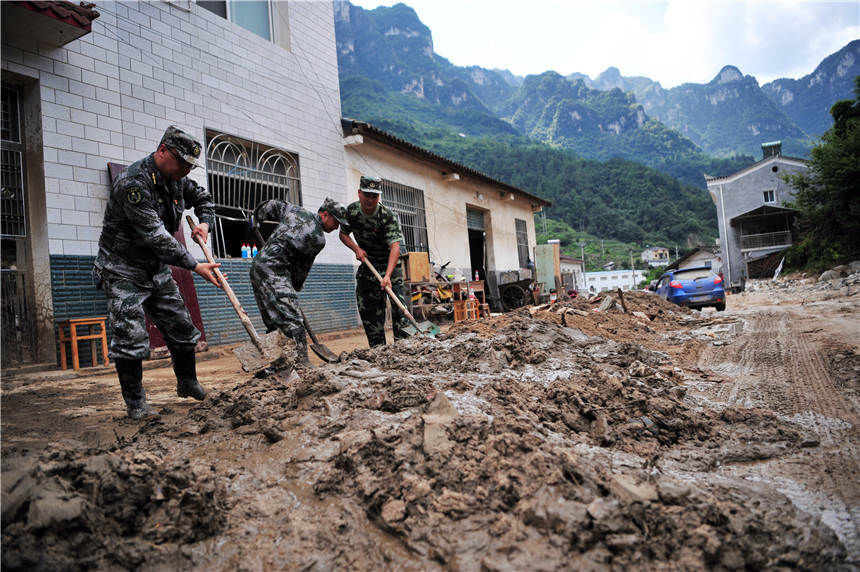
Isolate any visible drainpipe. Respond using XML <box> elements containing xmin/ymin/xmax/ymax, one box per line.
<box><xmin>719</xmin><ymin>185</ymin><xmax>732</xmax><ymax>287</ymax></box>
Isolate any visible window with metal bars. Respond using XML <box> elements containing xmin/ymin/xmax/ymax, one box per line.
<box><xmin>515</xmin><ymin>218</ymin><xmax>528</xmax><ymax>268</ymax></box>
<box><xmin>205</xmin><ymin>131</ymin><xmax>301</xmax><ymax>258</ymax></box>
<box><xmin>380</xmin><ymin>179</ymin><xmax>428</xmax><ymax>253</ymax></box>
<box><xmin>1</xmin><ymin>87</ymin><xmax>25</xmax><ymax>238</ymax></box>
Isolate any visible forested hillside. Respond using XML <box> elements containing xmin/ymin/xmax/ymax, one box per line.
<box><xmin>335</xmin><ymin>1</ymin><xmax>854</xmax><ymax>250</ymax></box>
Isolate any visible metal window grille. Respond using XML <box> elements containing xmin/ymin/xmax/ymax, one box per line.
<box><xmin>205</xmin><ymin>131</ymin><xmax>301</xmax><ymax>257</ymax></box>
<box><xmin>380</xmin><ymin>180</ymin><xmax>428</xmax><ymax>253</ymax></box>
<box><xmin>1</xmin><ymin>88</ymin><xmax>25</xmax><ymax>238</ymax></box>
<box><xmin>515</xmin><ymin>218</ymin><xmax>528</xmax><ymax>268</ymax></box>
<box><xmin>1</xmin><ymin>86</ymin><xmax>21</xmax><ymax>143</ymax></box>
<box><xmin>466</xmin><ymin>208</ymin><xmax>485</xmax><ymax>230</ymax></box>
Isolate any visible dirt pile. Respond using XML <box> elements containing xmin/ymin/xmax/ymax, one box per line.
<box><xmin>2</xmin><ymin>444</ymin><xmax>228</xmax><ymax>570</ymax></box>
<box><xmin>1</xmin><ymin>308</ymin><xmax>848</xmax><ymax>569</ymax></box>
<box><xmin>744</xmin><ymin>270</ymin><xmax>860</xmax><ymax>302</ymax></box>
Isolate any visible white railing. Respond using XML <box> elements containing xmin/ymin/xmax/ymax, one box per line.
<box><xmin>740</xmin><ymin>230</ymin><xmax>792</xmax><ymax>251</ymax></box>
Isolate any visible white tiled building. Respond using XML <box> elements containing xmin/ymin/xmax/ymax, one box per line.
<box><xmin>585</xmin><ymin>269</ymin><xmax>646</xmax><ymax>293</ymax></box>
<box><xmin>1</xmin><ymin>0</ymin><xmax>357</xmax><ymax>365</ymax></box>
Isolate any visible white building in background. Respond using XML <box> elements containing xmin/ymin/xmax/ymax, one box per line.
<box><xmin>585</xmin><ymin>269</ymin><xmax>646</xmax><ymax>293</ymax></box>
<box><xmin>559</xmin><ymin>254</ymin><xmax>585</xmax><ymax>291</ymax></box>
<box><xmin>641</xmin><ymin>246</ymin><xmax>670</xmax><ymax>267</ymax></box>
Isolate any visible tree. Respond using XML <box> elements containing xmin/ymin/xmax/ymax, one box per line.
<box><xmin>785</xmin><ymin>76</ymin><xmax>860</xmax><ymax>271</ymax></box>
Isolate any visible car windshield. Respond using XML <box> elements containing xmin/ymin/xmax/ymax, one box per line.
<box><xmin>674</xmin><ymin>268</ymin><xmax>714</xmax><ymax>280</ymax></box>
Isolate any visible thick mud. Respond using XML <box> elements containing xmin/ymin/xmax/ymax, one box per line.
<box><xmin>2</xmin><ymin>286</ymin><xmax>856</xmax><ymax>570</ymax></box>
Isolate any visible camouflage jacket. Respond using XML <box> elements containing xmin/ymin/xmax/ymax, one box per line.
<box><xmin>340</xmin><ymin>202</ymin><xmax>403</xmax><ymax>269</ymax></box>
<box><xmin>94</xmin><ymin>154</ymin><xmax>214</xmax><ymax>281</ymax></box>
<box><xmin>253</xmin><ymin>200</ymin><xmax>326</xmax><ymax>291</ymax></box>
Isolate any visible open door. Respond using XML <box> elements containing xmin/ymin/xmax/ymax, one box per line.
<box><xmin>466</xmin><ymin>208</ymin><xmax>486</xmax><ymax>280</ymax></box>
<box><xmin>107</xmin><ymin>163</ymin><xmax>206</xmax><ymax>357</ymax></box>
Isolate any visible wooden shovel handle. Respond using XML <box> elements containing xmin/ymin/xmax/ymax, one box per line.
<box><xmin>186</xmin><ymin>215</ymin><xmax>265</xmax><ymax>354</ymax></box>
<box><xmin>361</xmin><ymin>258</ymin><xmax>423</xmax><ymax>330</ymax></box>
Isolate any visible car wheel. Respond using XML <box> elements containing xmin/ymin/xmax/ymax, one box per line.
<box><xmin>715</xmin><ymin>302</ymin><xmax>726</xmax><ymax>312</ymax></box>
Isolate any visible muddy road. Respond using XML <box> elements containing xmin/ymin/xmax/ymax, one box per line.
<box><xmin>2</xmin><ymin>277</ymin><xmax>857</xmax><ymax>570</ymax></box>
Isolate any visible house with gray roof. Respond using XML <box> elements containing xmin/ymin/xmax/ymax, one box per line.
<box><xmin>705</xmin><ymin>141</ymin><xmax>807</xmax><ymax>291</ymax></box>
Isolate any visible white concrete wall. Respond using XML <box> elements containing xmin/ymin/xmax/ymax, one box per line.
<box><xmin>585</xmin><ymin>269</ymin><xmax>646</xmax><ymax>292</ymax></box>
<box><xmin>344</xmin><ymin>140</ymin><xmax>538</xmax><ymax>273</ymax></box>
<box><xmin>678</xmin><ymin>250</ymin><xmax>720</xmax><ymax>271</ymax></box>
<box><xmin>1</xmin><ymin>0</ymin><xmax>352</xmax><ymax>265</ymax></box>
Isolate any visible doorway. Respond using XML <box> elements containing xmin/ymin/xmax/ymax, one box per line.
<box><xmin>466</xmin><ymin>208</ymin><xmax>486</xmax><ymax>280</ymax></box>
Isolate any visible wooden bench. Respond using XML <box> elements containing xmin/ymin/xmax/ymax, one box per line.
<box><xmin>57</xmin><ymin>317</ymin><xmax>109</xmax><ymax>370</ymax></box>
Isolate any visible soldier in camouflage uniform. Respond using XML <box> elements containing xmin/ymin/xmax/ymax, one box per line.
<box><xmin>93</xmin><ymin>126</ymin><xmax>223</xmax><ymax>420</ymax></box>
<box><xmin>339</xmin><ymin>176</ymin><xmax>409</xmax><ymax>347</ymax></box>
<box><xmin>250</xmin><ymin>197</ymin><xmax>347</xmax><ymax>365</ymax></box>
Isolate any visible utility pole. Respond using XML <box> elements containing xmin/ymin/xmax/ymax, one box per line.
<box><xmin>579</xmin><ymin>242</ymin><xmax>586</xmax><ymax>288</ymax></box>
<box><xmin>630</xmin><ymin>251</ymin><xmax>635</xmax><ymax>288</ymax></box>
<box><xmin>601</xmin><ymin>239</ymin><xmax>604</xmax><ymax>258</ymax></box>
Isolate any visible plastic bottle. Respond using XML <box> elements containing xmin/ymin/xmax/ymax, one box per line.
<box><xmin>251</xmin><ymin>244</ymin><xmax>258</xmax><ymax>257</ymax></box>
<box><xmin>241</xmin><ymin>244</ymin><xmax>248</xmax><ymax>258</ymax></box>
<box><xmin>474</xmin><ymin>269</ymin><xmax>479</xmax><ymax>281</ymax></box>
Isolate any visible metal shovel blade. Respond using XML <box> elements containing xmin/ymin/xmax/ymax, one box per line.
<box><xmin>402</xmin><ymin>320</ymin><xmax>440</xmax><ymax>338</ymax></box>
<box><xmin>233</xmin><ymin>330</ymin><xmax>296</xmax><ymax>372</ymax></box>
<box><xmin>310</xmin><ymin>342</ymin><xmax>340</xmax><ymax>363</ymax></box>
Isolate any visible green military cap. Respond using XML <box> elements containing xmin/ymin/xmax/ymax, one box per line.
<box><xmin>359</xmin><ymin>175</ymin><xmax>382</xmax><ymax>194</ymax></box>
<box><xmin>160</xmin><ymin>125</ymin><xmax>203</xmax><ymax>168</ymax></box>
<box><xmin>319</xmin><ymin>197</ymin><xmax>348</xmax><ymax>226</ymax></box>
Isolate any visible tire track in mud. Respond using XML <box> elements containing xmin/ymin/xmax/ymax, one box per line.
<box><xmin>696</xmin><ymin>305</ymin><xmax>860</xmax><ymax>561</ymax></box>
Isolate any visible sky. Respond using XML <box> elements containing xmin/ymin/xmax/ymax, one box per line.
<box><xmin>349</xmin><ymin>0</ymin><xmax>859</xmax><ymax>88</ymax></box>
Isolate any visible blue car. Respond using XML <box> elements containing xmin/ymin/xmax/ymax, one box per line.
<box><xmin>655</xmin><ymin>266</ymin><xmax>726</xmax><ymax>311</ymax></box>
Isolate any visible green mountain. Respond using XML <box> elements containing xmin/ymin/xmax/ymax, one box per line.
<box><xmin>762</xmin><ymin>40</ymin><xmax>860</xmax><ymax>139</ymax></box>
<box><xmin>334</xmin><ymin>1</ymin><xmax>739</xmax><ymax>246</ymax></box>
<box><xmin>584</xmin><ymin>65</ymin><xmax>813</xmax><ymax>157</ymax></box>
<box><xmin>335</xmin><ymin>2</ymin><xmax>753</xmax><ymax>189</ymax></box>
<box><xmin>339</xmin><ymin>103</ymin><xmax>720</xmax><ymax>247</ymax></box>
<box><xmin>334</xmin><ymin>1</ymin><xmax>515</xmax><ymax>113</ymax></box>
<box><xmin>497</xmin><ymin>70</ymin><xmax>752</xmax><ymax>187</ymax></box>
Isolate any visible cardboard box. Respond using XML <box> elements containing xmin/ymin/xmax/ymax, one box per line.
<box><xmin>404</xmin><ymin>251</ymin><xmax>430</xmax><ymax>282</ymax></box>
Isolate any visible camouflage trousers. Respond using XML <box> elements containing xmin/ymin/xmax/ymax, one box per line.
<box><xmin>250</xmin><ymin>261</ymin><xmax>303</xmax><ymax>336</ymax></box>
<box><xmin>355</xmin><ymin>263</ymin><xmax>408</xmax><ymax>347</ymax></box>
<box><xmin>99</xmin><ymin>266</ymin><xmax>199</xmax><ymax>360</ymax></box>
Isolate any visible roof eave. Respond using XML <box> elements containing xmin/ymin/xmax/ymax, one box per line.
<box><xmin>342</xmin><ymin>118</ymin><xmax>551</xmax><ymax>208</ymax></box>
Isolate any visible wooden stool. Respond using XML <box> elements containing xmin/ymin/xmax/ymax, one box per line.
<box><xmin>453</xmin><ymin>300</ymin><xmax>479</xmax><ymax>322</ymax></box>
<box><xmin>57</xmin><ymin>317</ymin><xmax>109</xmax><ymax>370</ymax></box>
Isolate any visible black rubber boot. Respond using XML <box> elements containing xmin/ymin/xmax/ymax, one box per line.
<box><xmin>289</xmin><ymin>328</ymin><xmax>312</xmax><ymax>367</ymax></box>
<box><xmin>172</xmin><ymin>350</ymin><xmax>206</xmax><ymax>400</ymax></box>
<box><xmin>115</xmin><ymin>358</ymin><xmax>158</xmax><ymax>420</ymax></box>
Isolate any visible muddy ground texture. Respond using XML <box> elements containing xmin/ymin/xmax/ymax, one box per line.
<box><xmin>3</xmin><ymin>281</ymin><xmax>857</xmax><ymax>570</ymax></box>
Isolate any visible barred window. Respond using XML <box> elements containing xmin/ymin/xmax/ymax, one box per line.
<box><xmin>1</xmin><ymin>87</ymin><xmax>25</xmax><ymax>238</ymax></box>
<box><xmin>380</xmin><ymin>179</ymin><xmax>428</xmax><ymax>253</ymax></box>
<box><xmin>205</xmin><ymin>131</ymin><xmax>301</xmax><ymax>258</ymax></box>
<box><xmin>515</xmin><ymin>218</ymin><xmax>528</xmax><ymax>268</ymax></box>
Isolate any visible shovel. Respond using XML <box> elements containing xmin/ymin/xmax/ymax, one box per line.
<box><xmin>186</xmin><ymin>216</ymin><xmax>292</xmax><ymax>372</ymax></box>
<box><xmin>361</xmin><ymin>258</ymin><xmax>440</xmax><ymax>338</ymax></box>
<box><xmin>251</xmin><ymin>223</ymin><xmax>341</xmax><ymax>363</ymax></box>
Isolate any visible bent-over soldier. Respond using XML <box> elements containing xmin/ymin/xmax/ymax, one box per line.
<box><xmin>338</xmin><ymin>176</ymin><xmax>408</xmax><ymax>347</ymax></box>
<box><xmin>250</xmin><ymin>197</ymin><xmax>347</xmax><ymax>364</ymax></box>
<box><xmin>93</xmin><ymin>125</ymin><xmax>222</xmax><ymax>420</ymax></box>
